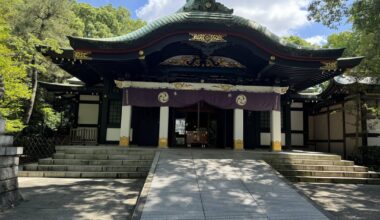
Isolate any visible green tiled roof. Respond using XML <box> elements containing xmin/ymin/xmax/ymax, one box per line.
<box><xmin>68</xmin><ymin>0</ymin><xmax>344</xmax><ymax>58</ymax></box>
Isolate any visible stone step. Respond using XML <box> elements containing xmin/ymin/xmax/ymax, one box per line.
<box><xmin>39</xmin><ymin>158</ymin><xmax>153</xmax><ymax>166</ymax></box>
<box><xmin>267</xmin><ymin>159</ymin><xmax>354</xmax><ymax>166</ymax></box>
<box><xmin>279</xmin><ymin>170</ymin><xmax>370</xmax><ymax>178</ymax></box>
<box><xmin>55</xmin><ymin>148</ymin><xmax>155</xmax><ymax>155</ymax></box>
<box><xmin>287</xmin><ymin>176</ymin><xmax>380</xmax><ymax>184</ymax></box>
<box><xmin>22</xmin><ymin>164</ymin><xmax>151</xmax><ymax>172</ymax></box>
<box><xmin>261</xmin><ymin>153</ymin><xmax>341</xmax><ymax>161</ymax></box>
<box><xmin>271</xmin><ymin>164</ymin><xmax>368</xmax><ymax>172</ymax></box>
<box><xmin>53</xmin><ymin>153</ymin><xmax>154</xmax><ymax>160</ymax></box>
<box><xmin>369</xmin><ymin>172</ymin><xmax>380</xmax><ymax>178</ymax></box>
<box><xmin>55</xmin><ymin>145</ymin><xmax>155</xmax><ymax>151</ymax></box>
<box><xmin>18</xmin><ymin>171</ymin><xmax>147</xmax><ymax>179</ymax></box>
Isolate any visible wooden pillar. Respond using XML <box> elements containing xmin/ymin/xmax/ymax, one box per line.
<box><xmin>120</xmin><ymin>105</ymin><xmax>132</xmax><ymax>147</ymax></box>
<box><xmin>99</xmin><ymin>78</ymin><xmax>111</xmax><ymax>144</ymax></box>
<box><xmin>234</xmin><ymin>109</ymin><xmax>244</xmax><ymax>150</ymax></box>
<box><xmin>158</xmin><ymin>106</ymin><xmax>169</xmax><ymax>148</ymax></box>
<box><xmin>271</xmin><ymin>110</ymin><xmax>282</xmax><ymax>151</ymax></box>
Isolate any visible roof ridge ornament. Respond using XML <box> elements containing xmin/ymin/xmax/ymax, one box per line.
<box><xmin>179</xmin><ymin>0</ymin><xmax>233</xmax><ymax>14</ymax></box>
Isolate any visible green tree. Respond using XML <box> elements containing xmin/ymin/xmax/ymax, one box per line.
<box><xmin>6</xmin><ymin>0</ymin><xmax>82</xmax><ymax>125</ymax></box>
<box><xmin>0</xmin><ymin>14</ymin><xmax>31</xmax><ymax>132</ymax></box>
<box><xmin>282</xmin><ymin>36</ymin><xmax>314</xmax><ymax>47</ymax></box>
<box><xmin>308</xmin><ymin>0</ymin><xmax>380</xmax><ymax>76</ymax></box>
<box><xmin>1</xmin><ymin>0</ymin><xmax>146</xmax><ymax>133</ymax></box>
<box><xmin>324</xmin><ymin>31</ymin><xmax>358</xmax><ymax>56</ymax></box>
<box><xmin>73</xmin><ymin>3</ymin><xmax>146</xmax><ymax>38</ymax></box>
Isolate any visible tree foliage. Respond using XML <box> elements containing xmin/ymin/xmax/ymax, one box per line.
<box><xmin>0</xmin><ymin>0</ymin><xmax>145</xmax><ymax>133</ymax></box>
<box><xmin>73</xmin><ymin>3</ymin><xmax>145</xmax><ymax>38</ymax></box>
<box><xmin>282</xmin><ymin>36</ymin><xmax>314</xmax><ymax>47</ymax></box>
<box><xmin>308</xmin><ymin>0</ymin><xmax>380</xmax><ymax>76</ymax></box>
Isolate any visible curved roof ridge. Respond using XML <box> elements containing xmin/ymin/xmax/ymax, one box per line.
<box><xmin>68</xmin><ymin>11</ymin><xmax>342</xmax><ymax>53</ymax></box>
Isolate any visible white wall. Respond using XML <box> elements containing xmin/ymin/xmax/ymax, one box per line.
<box><xmin>314</xmin><ymin>114</ymin><xmax>328</xmax><ymax>140</ymax></box>
<box><xmin>368</xmin><ymin>137</ymin><xmax>380</xmax><ymax>146</ymax></box>
<box><xmin>291</xmin><ymin>102</ymin><xmax>303</xmax><ymax>108</ymax></box>
<box><xmin>330</xmin><ymin>109</ymin><xmax>343</xmax><ymax>140</ymax></box>
<box><xmin>80</xmin><ymin>95</ymin><xmax>100</xmax><ymax>101</ymax></box>
<box><xmin>290</xmin><ymin>102</ymin><xmax>304</xmax><ymax>146</ymax></box>
<box><xmin>291</xmin><ymin>133</ymin><xmax>304</xmax><ymax>146</ymax></box>
<box><xmin>291</xmin><ymin>111</ymin><xmax>304</xmax><ymax>131</ymax></box>
<box><xmin>345</xmin><ymin>100</ymin><xmax>360</xmax><ymax>134</ymax></box>
<box><xmin>78</xmin><ymin>104</ymin><xmax>99</xmax><ymax>125</ymax></box>
<box><xmin>106</xmin><ymin>128</ymin><xmax>121</xmax><ymax>141</ymax></box>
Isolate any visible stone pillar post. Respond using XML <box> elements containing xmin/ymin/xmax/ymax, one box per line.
<box><xmin>0</xmin><ymin>76</ymin><xmax>23</xmax><ymax>209</ymax></box>
<box><xmin>271</xmin><ymin>110</ymin><xmax>282</xmax><ymax>151</ymax></box>
<box><xmin>158</xmin><ymin>106</ymin><xmax>169</xmax><ymax>148</ymax></box>
<box><xmin>233</xmin><ymin>109</ymin><xmax>244</xmax><ymax>150</ymax></box>
<box><xmin>120</xmin><ymin>105</ymin><xmax>132</xmax><ymax>147</ymax></box>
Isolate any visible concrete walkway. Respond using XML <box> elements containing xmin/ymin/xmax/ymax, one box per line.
<box><xmin>295</xmin><ymin>183</ymin><xmax>380</xmax><ymax>220</ymax></box>
<box><xmin>0</xmin><ymin>178</ymin><xmax>144</xmax><ymax>220</ymax></box>
<box><xmin>140</xmin><ymin>150</ymin><xmax>328</xmax><ymax>220</ymax></box>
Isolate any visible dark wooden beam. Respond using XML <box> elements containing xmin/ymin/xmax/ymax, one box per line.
<box><xmin>256</xmin><ymin>60</ymin><xmax>275</xmax><ymax>80</ymax></box>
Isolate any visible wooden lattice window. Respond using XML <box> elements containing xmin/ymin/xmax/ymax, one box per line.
<box><xmin>108</xmin><ymin>100</ymin><xmax>122</xmax><ymax>125</ymax></box>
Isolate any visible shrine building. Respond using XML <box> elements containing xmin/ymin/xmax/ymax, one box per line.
<box><xmin>39</xmin><ymin>0</ymin><xmax>366</xmax><ymax>154</ymax></box>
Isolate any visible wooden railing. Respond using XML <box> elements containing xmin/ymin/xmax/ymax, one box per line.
<box><xmin>70</xmin><ymin>128</ymin><xmax>98</xmax><ymax>145</ymax></box>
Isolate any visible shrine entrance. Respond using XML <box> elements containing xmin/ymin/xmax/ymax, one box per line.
<box><xmin>169</xmin><ymin>102</ymin><xmax>233</xmax><ymax>149</ymax></box>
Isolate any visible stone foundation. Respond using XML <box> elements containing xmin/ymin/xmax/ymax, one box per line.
<box><xmin>0</xmin><ymin>119</ymin><xmax>23</xmax><ymax>210</ymax></box>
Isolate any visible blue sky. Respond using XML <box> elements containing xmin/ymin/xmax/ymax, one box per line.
<box><xmin>78</xmin><ymin>0</ymin><xmax>351</xmax><ymax>46</ymax></box>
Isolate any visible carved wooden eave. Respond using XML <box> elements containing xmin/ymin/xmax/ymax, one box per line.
<box><xmin>115</xmin><ymin>80</ymin><xmax>289</xmax><ymax>94</ymax></box>
<box><xmin>160</xmin><ymin>55</ymin><xmax>246</xmax><ymax>69</ymax></box>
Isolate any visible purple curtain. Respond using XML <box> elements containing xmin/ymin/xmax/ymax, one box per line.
<box><xmin>123</xmin><ymin>88</ymin><xmax>280</xmax><ymax>111</ymax></box>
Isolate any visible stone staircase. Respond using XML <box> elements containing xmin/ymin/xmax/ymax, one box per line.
<box><xmin>263</xmin><ymin>152</ymin><xmax>380</xmax><ymax>184</ymax></box>
<box><xmin>19</xmin><ymin>146</ymin><xmax>156</xmax><ymax>179</ymax></box>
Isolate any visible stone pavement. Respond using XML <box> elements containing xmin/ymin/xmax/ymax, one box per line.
<box><xmin>140</xmin><ymin>150</ymin><xmax>329</xmax><ymax>220</ymax></box>
<box><xmin>0</xmin><ymin>178</ymin><xmax>144</xmax><ymax>220</ymax></box>
<box><xmin>295</xmin><ymin>183</ymin><xmax>380</xmax><ymax>220</ymax></box>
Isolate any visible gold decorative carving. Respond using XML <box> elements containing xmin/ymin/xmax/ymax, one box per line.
<box><xmin>212</xmin><ymin>84</ymin><xmax>234</xmax><ymax>91</ymax></box>
<box><xmin>161</xmin><ymin>55</ymin><xmax>245</xmax><ymax>68</ymax></box>
<box><xmin>234</xmin><ymin>139</ymin><xmax>244</xmax><ymax>151</ymax></box>
<box><xmin>74</xmin><ymin>51</ymin><xmax>92</xmax><ymax>60</ymax></box>
<box><xmin>272</xmin><ymin>141</ymin><xmax>282</xmax><ymax>152</ymax></box>
<box><xmin>173</xmin><ymin>82</ymin><xmax>193</xmax><ymax>90</ymax></box>
<box><xmin>120</xmin><ymin>136</ymin><xmax>130</xmax><ymax>147</ymax></box>
<box><xmin>320</xmin><ymin>61</ymin><xmax>338</xmax><ymax>71</ymax></box>
<box><xmin>273</xmin><ymin>87</ymin><xmax>289</xmax><ymax>95</ymax></box>
<box><xmin>189</xmin><ymin>33</ymin><xmax>226</xmax><ymax>44</ymax></box>
<box><xmin>114</xmin><ymin>80</ymin><xmax>124</xmax><ymax>89</ymax></box>
<box><xmin>159</xmin><ymin>138</ymin><xmax>168</xmax><ymax>148</ymax></box>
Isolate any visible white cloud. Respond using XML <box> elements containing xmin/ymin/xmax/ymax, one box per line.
<box><xmin>305</xmin><ymin>35</ymin><xmax>327</xmax><ymax>46</ymax></box>
<box><xmin>136</xmin><ymin>0</ymin><xmax>311</xmax><ymax>36</ymax></box>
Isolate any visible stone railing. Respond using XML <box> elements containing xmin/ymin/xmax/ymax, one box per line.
<box><xmin>0</xmin><ymin>116</ymin><xmax>23</xmax><ymax>209</ymax></box>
